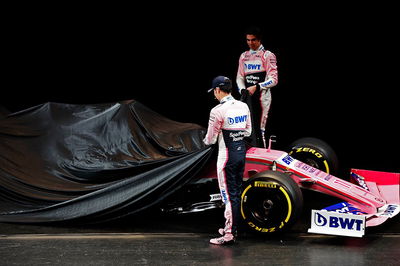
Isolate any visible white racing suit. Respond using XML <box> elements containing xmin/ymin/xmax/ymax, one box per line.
<box><xmin>203</xmin><ymin>95</ymin><xmax>252</xmax><ymax>235</ymax></box>
<box><xmin>236</xmin><ymin>44</ymin><xmax>278</xmax><ymax>147</ymax></box>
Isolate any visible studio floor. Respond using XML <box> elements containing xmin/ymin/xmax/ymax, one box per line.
<box><xmin>1</xmin><ymin>190</ymin><xmax>399</xmax><ymax>266</ymax></box>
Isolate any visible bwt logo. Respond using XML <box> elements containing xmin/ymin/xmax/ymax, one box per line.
<box><xmin>315</xmin><ymin>212</ymin><xmax>364</xmax><ymax>231</ymax></box>
<box><xmin>245</xmin><ymin>63</ymin><xmax>261</xmax><ymax>70</ymax></box>
<box><xmin>228</xmin><ymin>115</ymin><xmax>247</xmax><ymax>125</ymax></box>
<box><xmin>281</xmin><ymin>155</ymin><xmax>293</xmax><ymax>165</ymax></box>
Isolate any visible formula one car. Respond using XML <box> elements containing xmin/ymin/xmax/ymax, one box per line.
<box><xmin>161</xmin><ymin>136</ymin><xmax>400</xmax><ymax>237</ymax></box>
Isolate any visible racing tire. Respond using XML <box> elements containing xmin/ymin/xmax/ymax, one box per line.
<box><xmin>287</xmin><ymin>137</ymin><xmax>339</xmax><ymax>175</ymax></box>
<box><xmin>241</xmin><ymin>171</ymin><xmax>303</xmax><ymax>235</ymax></box>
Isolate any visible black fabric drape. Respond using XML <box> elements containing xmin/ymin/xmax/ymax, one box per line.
<box><xmin>0</xmin><ymin>100</ymin><xmax>214</xmax><ymax>223</ymax></box>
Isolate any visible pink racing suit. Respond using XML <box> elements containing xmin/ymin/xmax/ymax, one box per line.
<box><xmin>203</xmin><ymin>95</ymin><xmax>252</xmax><ymax>235</ymax></box>
<box><xmin>236</xmin><ymin>44</ymin><xmax>278</xmax><ymax>137</ymax></box>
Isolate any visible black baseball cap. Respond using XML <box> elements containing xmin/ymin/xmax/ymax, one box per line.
<box><xmin>207</xmin><ymin>76</ymin><xmax>232</xmax><ymax>93</ymax></box>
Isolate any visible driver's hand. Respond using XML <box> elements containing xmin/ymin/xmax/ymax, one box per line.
<box><xmin>247</xmin><ymin>85</ymin><xmax>257</xmax><ymax>96</ymax></box>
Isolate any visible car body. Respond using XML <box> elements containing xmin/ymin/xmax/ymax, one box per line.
<box><xmin>164</xmin><ymin>138</ymin><xmax>400</xmax><ymax>238</ymax></box>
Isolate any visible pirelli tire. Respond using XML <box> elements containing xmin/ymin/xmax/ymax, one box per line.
<box><xmin>288</xmin><ymin>137</ymin><xmax>339</xmax><ymax>175</ymax></box>
<box><xmin>241</xmin><ymin>171</ymin><xmax>303</xmax><ymax>235</ymax></box>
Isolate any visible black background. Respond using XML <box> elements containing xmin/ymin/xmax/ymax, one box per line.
<box><xmin>2</xmin><ymin>5</ymin><xmax>398</xmax><ymax>173</ymax></box>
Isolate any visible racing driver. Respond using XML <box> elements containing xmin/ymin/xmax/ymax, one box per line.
<box><xmin>204</xmin><ymin>76</ymin><xmax>252</xmax><ymax>245</ymax></box>
<box><xmin>236</xmin><ymin>27</ymin><xmax>278</xmax><ymax>148</ymax></box>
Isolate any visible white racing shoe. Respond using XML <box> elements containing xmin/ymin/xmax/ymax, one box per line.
<box><xmin>209</xmin><ymin>233</ymin><xmax>235</xmax><ymax>245</ymax></box>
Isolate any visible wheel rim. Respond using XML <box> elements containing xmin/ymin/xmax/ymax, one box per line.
<box><xmin>243</xmin><ymin>182</ymin><xmax>291</xmax><ymax>227</ymax></box>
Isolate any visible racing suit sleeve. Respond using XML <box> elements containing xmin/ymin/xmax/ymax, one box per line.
<box><xmin>203</xmin><ymin>108</ymin><xmax>222</xmax><ymax>146</ymax></box>
<box><xmin>236</xmin><ymin>53</ymin><xmax>246</xmax><ymax>93</ymax></box>
<box><xmin>244</xmin><ymin>105</ymin><xmax>252</xmax><ymax>137</ymax></box>
<box><xmin>258</xmin><ymin>51</ymin><xmax>278</xmax><ymax>90</ymax></box>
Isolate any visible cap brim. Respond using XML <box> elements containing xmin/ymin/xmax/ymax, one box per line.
<box><xmin>207</xmin><ymin>88</ymin><xmax>214</xmax><ymax>93</ymax></box>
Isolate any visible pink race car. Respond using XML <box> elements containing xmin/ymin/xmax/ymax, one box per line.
<box><xmin>164</xmin><ymin>137</ymin><xmax>400</xmax><ymax>238</ymax></box>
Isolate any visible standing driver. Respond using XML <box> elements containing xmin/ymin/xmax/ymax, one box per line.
<box><xmin>236</xmin><ymin>27</ymin><xmax>278</xmax><ymax>148</ymax></box>
<box><xmin>203</xmin><ymin>76</ymin><xmax>252</xmax><ymax>245</ymax></box>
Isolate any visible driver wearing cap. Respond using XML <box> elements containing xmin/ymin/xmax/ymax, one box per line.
<box><xmin>204</xmin><ymin>76</ymin><xmax>252</xmax><ymax>245</ymax></box>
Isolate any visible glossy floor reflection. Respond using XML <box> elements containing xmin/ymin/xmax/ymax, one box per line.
<box><xmin>1</xmin><ymin>232</ymin><xmax>399</xmax><ymax>265</ymax></box>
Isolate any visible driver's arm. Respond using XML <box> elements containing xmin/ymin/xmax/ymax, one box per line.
<box><xmin>259</xmin><ymin>51</ymin><xmax>278</xmax><ymax>90</ymax></box>
<box><xmin>203</xmin><ymin>108</ymin><xmax>222</xmax><ymax>146</ymax></box>
<box><xmin>236</xmin><ymin>53</ymin><xmax>246</xmax><ymax>94</ymax></box>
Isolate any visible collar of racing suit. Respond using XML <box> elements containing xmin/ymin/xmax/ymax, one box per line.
<box><xmin>250</xmin><ymin>44</ymin><xmax>264</xmax><ymax>53</ymax></box>
<box><xmin>220</xmin><ymin>95</ymin><xmax>234</xmax><ymax>104</ymax></box>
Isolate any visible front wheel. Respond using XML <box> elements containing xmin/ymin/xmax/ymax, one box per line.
<box><xmin>287</xmin><ymin>137</ymin><xmax>339</xmax><ymax>175</ymax></box>
<box><xmin>240</xmin><ymin>171</ymin><xmax>303</xmax><ymax>234</ymax></box>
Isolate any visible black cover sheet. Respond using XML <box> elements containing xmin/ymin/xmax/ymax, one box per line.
<box><xmin>0</xmin><ymin>100</ymin><xmax>213</xmax><ymax>223</ymax></box>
